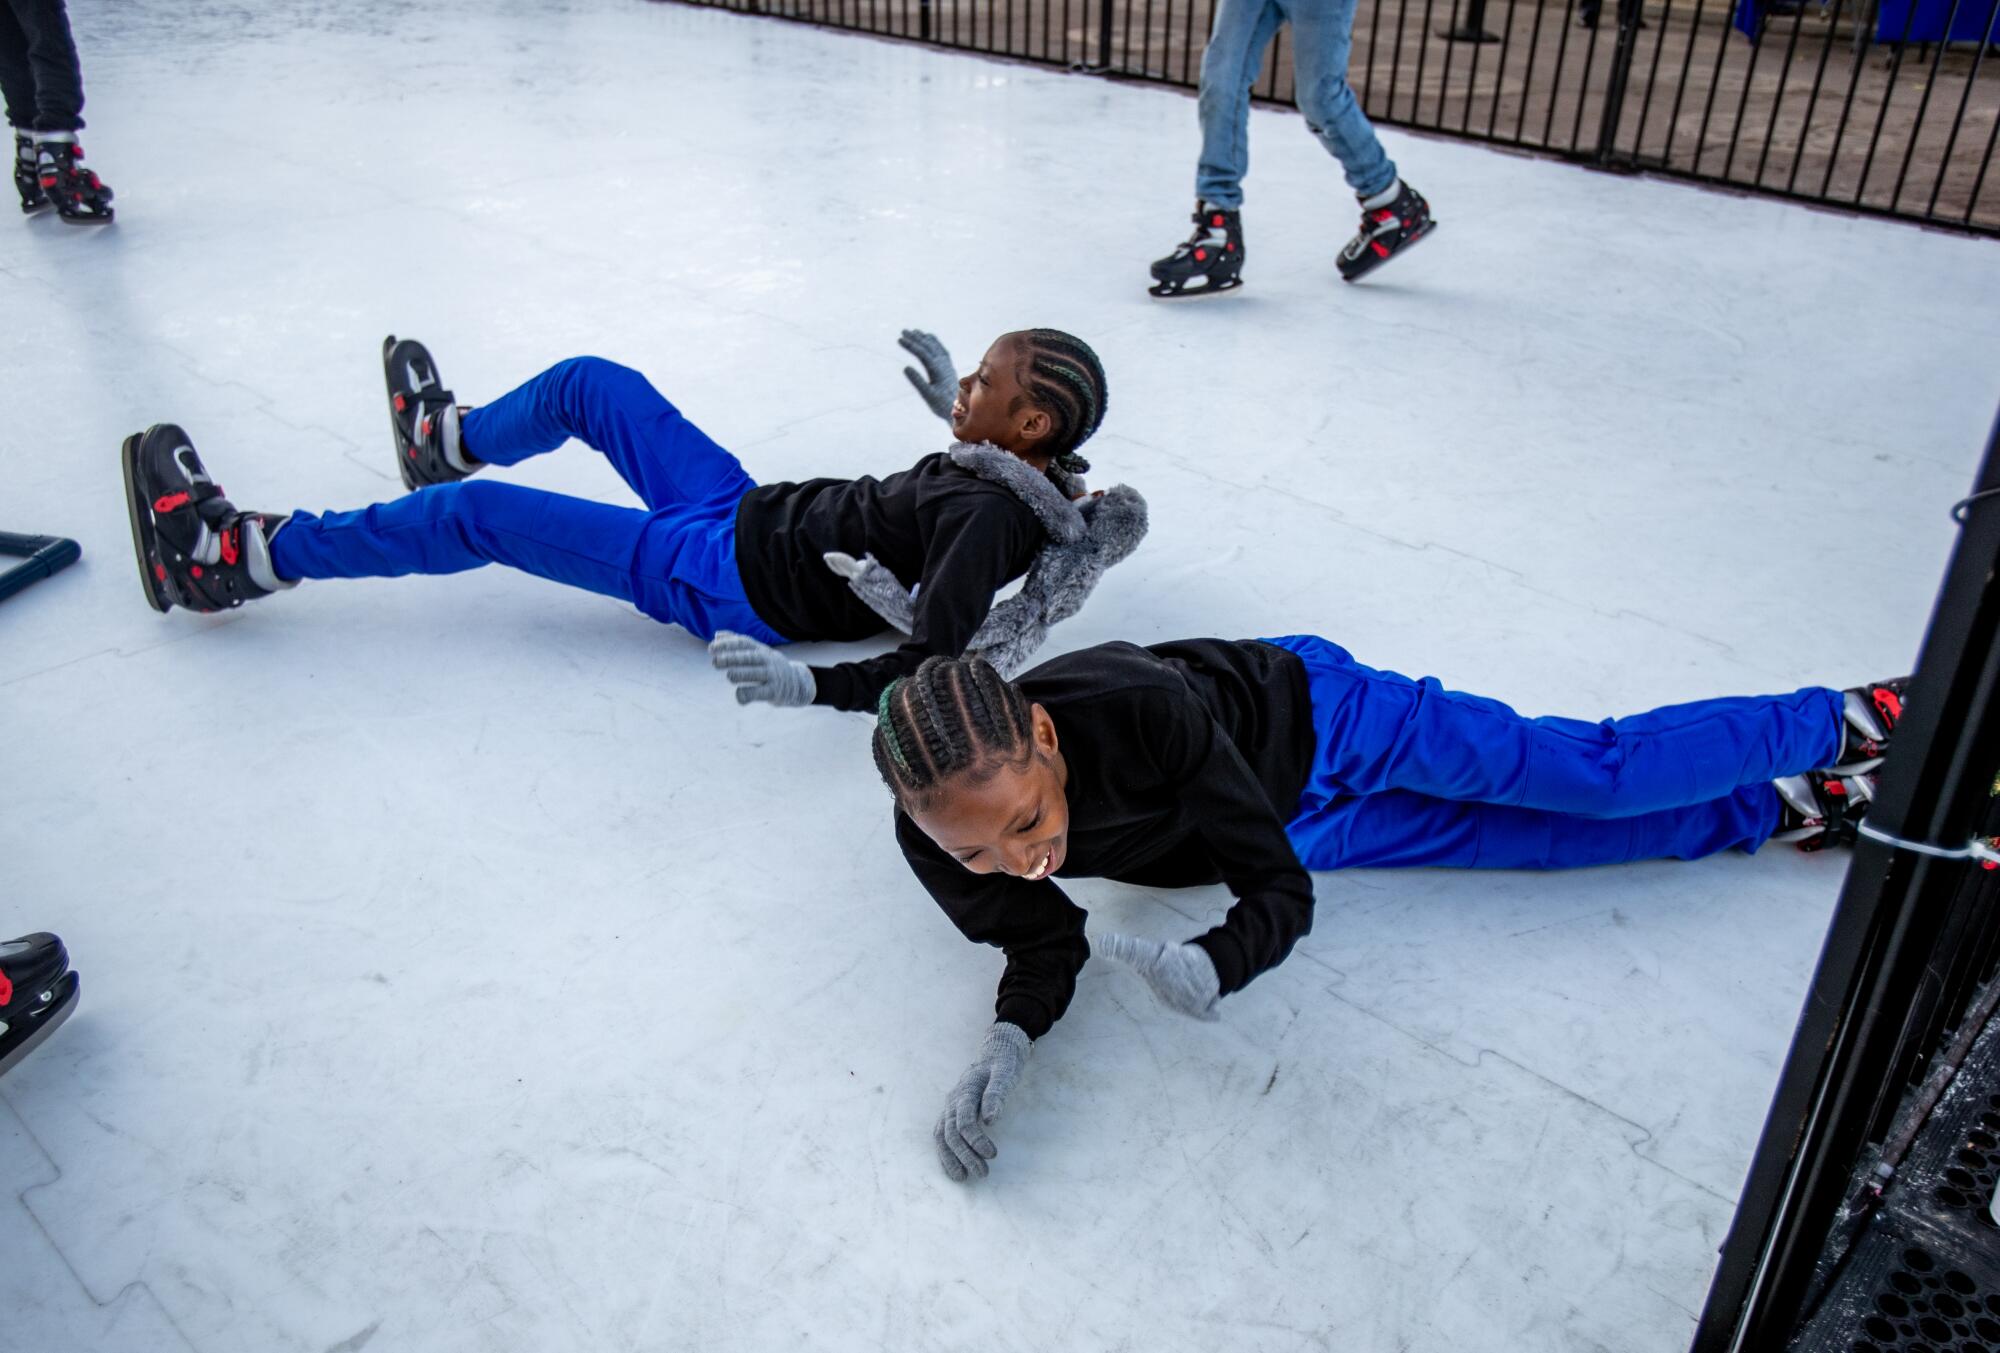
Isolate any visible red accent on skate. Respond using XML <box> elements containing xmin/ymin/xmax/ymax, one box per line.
<box><xmin>408</xmin><ymin>447</ymin><xmax>417</xmax><ymax>459</ymax></box>
<box><xmin>1371</xmin><ymin>241</ymin><xmax>1390</xmax><ymax>258</ymax></box>
<box><xmin>420</xmin><ymin>418</ymin><xmax>431</xmax><ymax>438</ymax></box>
<box><xmin>1226</xmin><ymin>243</ymin><xmax>1236</xmax><ymax>251</ymax></box>
<box><xmin>394</xmin><ymin>394</ymin><xmax>407</xmax><ymax>412</ymax></box>
<box><xmin>0</xmin><ymin>969</ymin><xmax>11</xmax><ymax>1006</ymax></box>
<box><xmin>1875</xmin><ymin>689</ymin><xmax>1903</xmax><ymax>724</ymax></box>
<box><xmin>1375</xmin><ymin>209</ymin><xmax>1398</xmax><ymax>223</ymax></box>
<box><xmin>38</xmin><ymin>175</ymin><xmax>53</xmax><ymax>187</ymax></box>
<box><xmin>1827</xmin><ymin>780</ymin><xmax>1848</xmax><ymax>798</ymax></box>
<box><xmin>1211</xmin><ymin>214</ymin><xmax>1225</xmax><ymax>226</ymax></box>
<box><xmin>154</xmin><ymin>492</ymin><xmax>190</xmax><ymax>512</ymax></box>
<box><xmin>153</xmin><ymin>563</ymin><xmax>166</xmax><ymax>581</ymax></box>
<box><xmin>219</xmin><ymin>529</ymin><xmax>239</xmax><ymax>567</ymax></box>
<box><xmin>190</xmin><ymin>565</ymin><xmax>203</xmax><ymax>578</ymax></box>
<box><xmin>1194</xmin><ymin>249</ymin><xmax>1207</xmax><ymax>262</ymax></box>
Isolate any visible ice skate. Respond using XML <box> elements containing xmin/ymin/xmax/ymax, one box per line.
<box><xmin>1148</xmin><ymin>202</ymin><xmax>1245</xmax><ymax>299</ymax></box>
<box><xmin>121</xmin><ymin>423</ymin><xmax>292</xmax><ymax>613</ymax></box>
<box><xmin>1773</xmin><ymin>770</ymin><xmax>1877</xmax><ymax>852</ymax></box>
<box><xmin>14</xmin><ymin>131</ymin><xmax>47</xmax><ymax>214</ymax></box>
<box><xmin>384</xmin><ymin>334</ymin><xmax>477</xmax><ymax>490</ymax></box>
<box><xmin>35</xmin><ymin>133</ymin><xmax>113</xmax><ymax>225</ymax></box>
<box><xmin>1336</xmin><ymin>181</ymin><xmax>1435</xmax><ymax>283</ymax></box>
<box><xmin>1827</xmin><ymin>676</ymin><xmax>1910</xmax><ymax>774</ymax></box>
<box><xmin>0</xmin><ymin>933</ymin><xmax>80</xmax><ymax>1078</ymax></box>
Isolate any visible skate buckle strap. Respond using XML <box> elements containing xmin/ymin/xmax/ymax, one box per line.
<box><xmin>1854</xmin><ymin>820</ymin><xmax>2000</xmax><ymax>866</ymax></box>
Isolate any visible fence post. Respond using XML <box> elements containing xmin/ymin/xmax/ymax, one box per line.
<box><xmin>1097</xmin><ymin>0</ymin><xmax>1115</xmax><ymax>68</ymax></box>
<box><xmin>1591</xmin><ymin>3</ymin><xmax>1645</xmax><ymax>160</ymax></box>
<box><xmin>1437</xmin><ymin>0</ymin><xmax>1499</xmax><ymax>42</ymax></box>
<box><xmin>919</xmin><ymin>0</ymin><xmax>931</xmax><ymax>39</ymax></box>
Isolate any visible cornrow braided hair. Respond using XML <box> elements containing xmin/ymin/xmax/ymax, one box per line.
<box><xmin>873</xmin><ymin>656</ymin><xmax>1036</xmax><ymax>809</ymax></box>
<box><xmin>1013</xmin><ymin>328</ymin><xmax>1108</xmax><ymax>478</ymax></box>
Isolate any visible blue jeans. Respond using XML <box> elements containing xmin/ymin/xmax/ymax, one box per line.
<box><xmin>1261</xmin><ymin>634</ymin><xmax>1844</xmax><ymax>870</ymax></box>
<box><xmin>268</xmin><ymin>357</ymin><xmax>786</xmax><ymax>644</ymax></box>
<box><xmin>1196</xmin><ymin>0</ymin><xmax>1398</xmax><ymax>206</ymax></box>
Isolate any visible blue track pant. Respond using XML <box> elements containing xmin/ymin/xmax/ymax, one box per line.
<box><xmin>1260</xmin><ymin>634</ymin><xmax>1844</xmax><ymax>871</ymax></box>
<box><xmin>267</xmin><ymin>357</ymin><xmax>786</xmax><ymax>643</ymax></box>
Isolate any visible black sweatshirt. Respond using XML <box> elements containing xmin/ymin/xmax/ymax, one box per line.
<box><xmin>733</xmin><ymin>454</ymin><xmax>1045</xmax><ymax>712</ymax></box>
<box><xmin>896</xmin><ymin>638</ymin><xmax>1320</xmax><ymax>1039</ymax></box>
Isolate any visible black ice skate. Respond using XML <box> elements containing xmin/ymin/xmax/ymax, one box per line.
<box><xmin>14</xmin><ymin>132</ymin><xmax>46</xmax><ymax>214</ymax></box>
<box><xmin>0</xmin><ymin>933</ymin><xmax>80</xmax><ymax>1078</ymax></box>
<box><xmin>384</xmin><ymin>334</ymin><xmax>477</xmax><ymax>490</ymax></box>
<box><xmin>1828</xmin><ymin>676</ymin><xmax>1910</xmax><ymax>774</ymax></box>
<box><xmin>1772</xmin><ymin>770</ymin><xmax>1877</xmax><ymax>852</ymax></box>
<box><xmin>35</xmin><ymin>134</ymin><xmax>113</xmax><ymax>225</ymax></box>
<box><xmin>1149</xmin><ymin>202</ymin><xmax>1245</xmax><ymax>300</ymax></box>
<box><xmin>120</xmin><ymin>423</ymin><xmax>292</xmax><ymax>614</ymax></box>
<box><xmin>1336</xmin><ymin>182</ymin><xmax>1435</xmax><ymax>283</ymax></box>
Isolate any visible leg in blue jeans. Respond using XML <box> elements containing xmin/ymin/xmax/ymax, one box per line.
<box><xmin>267</xmin><ymin>481</ymin><xmax>783</xmax><ymax>643</ymax></box>
<box><xmin>1195</xmin><ymin>0</ymin><xmax>1288</xmax><ymax>210</ymax></box>
<box><xmin>461</xmin><ymin>356</ymin><xmax>754</xmax><ymax>512</ymax></box>
<box><xmin>1261</xmin><ymin>633</ymin><xmax>1845</xmax><ymax>819</ymax></box>
<box><xmin>1280</xmin><ymin>0</ymin><xmax>1398</xmax><ymax>199</ymax></box>
<box><xmin>1286</xmin><ymin>784</ymin><xmax>1781</xmax><ymax>870</ymax></box>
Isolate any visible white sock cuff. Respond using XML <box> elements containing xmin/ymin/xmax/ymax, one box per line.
<box><xmin>1360</xmin><ymin>179</ymin><xmax>1403</xmax><ymax>210</ymax></box>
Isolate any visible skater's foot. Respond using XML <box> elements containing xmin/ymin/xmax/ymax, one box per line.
<box><xmin>1337</xmin><ymin>181</ymin><xmax>1436</xmax><ymax>283</ymax></box>
<box><xmin>0</xmin><ymin>933</ymin><xmax>80</xmax><ymax>1078</ymax></box>
<box><xmin>13</xmin><ymin>131</ymin><xmax>47</xmax><ymax>214</ymax></box>
<box><xmin>34</xmin><ymin>133</ymin><xmax>113</xmax><ymax>225</ymax></box>
<box><xmin>1149</xmin><ymin>201</ymin><xmax>1245</xmax><ymax>300</ymax></box>
<box><xmin>384</xmin><ymin>335</ymin><xmax>478</xmax><ymax>490</ymax></box>
<box><xmin>1828</xmin><ymin>676</ymin><xmax>1910</xmax><ymax>774</ymax></box>
<box><xmin>1773</xmin><ymin>770</ymin><xmax>1877</xmax><ymax>852</ymax></box>
<box><xmin>121</xmin><ymin>423</ymin><xmax>293</xmax><ymax>614</ymax></box>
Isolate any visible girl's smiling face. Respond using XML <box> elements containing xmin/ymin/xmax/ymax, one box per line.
<box><xmin>950</xmin><ymin>333</ymin><xmax>1054</xmax><ymax>466</ymax></box>
<box><xmin>905</xmin><ymin>703</ymin><xmax>1071</xmax><ymax>880</ymax></box>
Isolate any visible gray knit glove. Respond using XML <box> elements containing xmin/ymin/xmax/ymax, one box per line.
<box><xmin>708</xmin><ymin>631</ymin><xmax>816</xmax><ymax>707</ymax></box>
<box><xmin>1090</xmin><ymin>933</ymin><xmax>1221</xmax><ymax>1021</ymax></box>
<box><xmin>898</xmin><ymin>329</ymin><xmax>958</xmax><ymax>422</ymax></box>
<box><xmin>934</xmin><ymin>1021</ymin><xmax>1031</xmax><ymax>1182</ymax></box>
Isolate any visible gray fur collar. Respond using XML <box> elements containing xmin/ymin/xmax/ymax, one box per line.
<box><xmin>949</xmin><ymin>442</ymin><xmax>1085</xmax><ymax>545</ymax></box>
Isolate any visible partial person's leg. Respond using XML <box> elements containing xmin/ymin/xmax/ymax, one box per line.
<box><xmin>270</xmin><ymin>480</ymin><xmax>657</xmax><ymax>606</ymax></box>
<box><xmin>460</xmin><ymin>357</ymin><xmax>755</xmax><ymax>511</ymax></box>
<box><xmin>1264</xmin><ymin>633</ymin><xmax>1844</xmax><ymax>819</ymax></box>
<box><xmin>1280</xmin><ymin>0</ymin><xmax>1397</xmax><ymax>199</ymax></box>
<box><xmin>1194</xmin><ymin>0</ymin><xmax>1287</xmax><ymax>209</ymax></box>
<box><xmin>0</xmin><ymin>6</ymin><xmax>40</xmax><ymax>133</ymax></box>
<box><xmin>4</xmin><ymin>0</ymin><xmax>84</xmax><ymax>131</ymax></box>
<box><xmin>1286</xmin><ymin>784</ymin><xmax>1781</xmax><ymax>870</ymax></box>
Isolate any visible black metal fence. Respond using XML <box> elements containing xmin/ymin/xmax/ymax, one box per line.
<box><xmin>657</xmin><ymin>0</ymin><xmax>2000</xmax><ymax>234</ymax></box>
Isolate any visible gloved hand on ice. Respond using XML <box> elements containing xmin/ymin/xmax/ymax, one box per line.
<box><xmin>934</xmin><ymin>1021</ymin><xmax>1031</xmax><ymax>1182</ymax></box>
<box><xmin>708</xmin><ymin>631</ymin><xmax>816</xmax><ymax>708</ymax></box>
<box><xmin>1090</xmin><ymin>932</ymin><xmax>1221</xmax><ymax>1021</ymax></box>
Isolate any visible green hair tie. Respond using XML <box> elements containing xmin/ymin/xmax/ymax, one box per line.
<box><xmin>876</xmin><ymin>682</ymin><xmax>912</xmax><ymax>774</ymax></box>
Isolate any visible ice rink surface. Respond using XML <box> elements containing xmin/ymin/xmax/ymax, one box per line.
<box><xmin>3</xmin><ymin>0</ymin><xmax>1998</xmax><ymax>1348</ymax></box>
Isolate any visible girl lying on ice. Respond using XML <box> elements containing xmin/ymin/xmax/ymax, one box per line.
<box><xmin>871</xmin><ymin>640</ymin><xmax>1906</xmax><ymax>1181</ymax></box>
<box><xmin>120</xmin><ymin>330</ymin><xmax>1145</xmax><ymax>712</ymax></box>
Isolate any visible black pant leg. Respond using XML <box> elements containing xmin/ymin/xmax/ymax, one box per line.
<box><xmin>0</xmin><ymin>4</ymin><xmax>39</xmax><ymax>131</ymax></box>
<box><xmin>1</xmin><ymin>0</ymin><xmax>83</xmax><ymax>131</ymax></box>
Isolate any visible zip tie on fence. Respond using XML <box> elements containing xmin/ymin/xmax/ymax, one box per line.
<box><xmin>1950</xmin><ymin>486</ymin><xmax>2000</xmax><ymax>524</ymax></box>
<box><xmin>1856</xmin><ymin>820</ymin><xmax>2000</xmax><ymax>867</ymax></box>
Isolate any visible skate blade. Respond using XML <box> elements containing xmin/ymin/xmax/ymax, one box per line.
<box><xmin>0</xmin><ymin>970</ymin><xmax>79</xmax><ymax>1079</ymax></box>
<box><xmin>120</xmin><ymin>431</ymin><xmax>173</xmax><ymax>613</ymax></box>
<box><xmin>1147</xmin><ymin>276</ymin><xmax>1245</xmax><ymax>301</ymax></box>
<box><xmin>56</xmin><ymin>208</ymin><xmax>113</xmax><ymax>225</ymax></box>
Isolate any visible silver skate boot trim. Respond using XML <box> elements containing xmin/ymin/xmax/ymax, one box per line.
<box><xmin>440</xmin><ymin>402</ymin><xmax>474</xmax><ymax>475</ymax></box>
<box><xmin>243</xmin><ymin>519</ymin><xmax>296</xmax><ymax>592</ymax></box>
<box><xmin>1770</xmin><ymin>774</ymin><xmax>1824</xmax><ymax>843</ymax></box>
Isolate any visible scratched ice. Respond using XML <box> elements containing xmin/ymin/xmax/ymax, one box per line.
<box><xmin>2</xmin><ymin>1</ymin><xmax>1997</xmax><ymax>1349</ymax></box>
